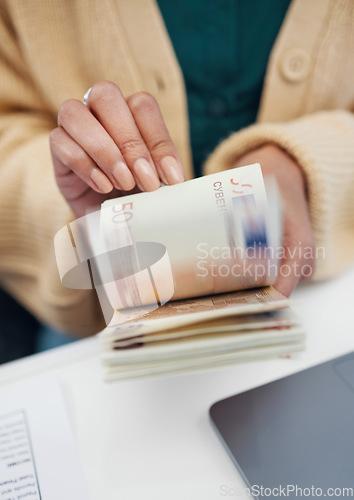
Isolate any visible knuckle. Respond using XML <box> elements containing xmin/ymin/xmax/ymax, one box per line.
<box><xmin>127</xmin><ymin>91</ymin><xmax>157</xmax><ymax>112</ymax></box>
<box><xmin>60</xmin><ymin>144</ymin><xmax>86</xmax><ymax>170</ymax></box>
<box><xmin>57</xmin><ymin>99</ymin><xmax>81</xmax><ymax>124</ymax></box>
<box><xmin>49</xmin><ymin>128</ymin><xmax>61</xmax><ymax>150</ymax></box>
<box><xmin>148</xmin><ymin>137</ymin><xmax>172</xmax><ymax>154</ymax></box>
<box><xmin>94</xmin><ymin>140</ymin><xmax>115</xmax><ymax>160</ymax></box>
<box><xmin>91</xmin><ymin>80</ymin><xmax>121</xmax><ymax>103</ymax></box>
<box><xmin>282</xmin><ymin>233</ymin><xmax>298</xmax><ymax>251</ymax></box>
<box><xmin>120</xmin><ymin>138</ymin><xmax>145</xmax><ymax>156</ymax></box>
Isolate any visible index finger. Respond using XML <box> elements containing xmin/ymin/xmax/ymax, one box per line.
<box><xmin>126</xmin><ymin>92</ymin><xmax>185</xmax><ymax>185</ymax></box>
<box><xmin>87</xmin><ymin>82</ymin><xmax>161</xmax><ymax>190</ymax></box>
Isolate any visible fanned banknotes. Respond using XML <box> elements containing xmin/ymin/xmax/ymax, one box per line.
<box><xmin>97</xmin><ymin>164</ymin><xmax>303</xmax><ymax>380</ymax></box>
<box><xmin>101</xmin><ymin>287</ymin><xmax>304</xmax><ymax>380</ymax></box>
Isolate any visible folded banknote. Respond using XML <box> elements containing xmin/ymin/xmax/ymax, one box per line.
<box><xmin>96</xmin><ymin>164</ymin><xmax>302</xmax><ymax>380</ymax></box>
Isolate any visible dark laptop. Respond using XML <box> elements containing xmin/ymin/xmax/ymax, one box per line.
<box><xmin>210</xmin><ymin>353</ymin><xmax>354</xmax><ymax>498</ymax></box>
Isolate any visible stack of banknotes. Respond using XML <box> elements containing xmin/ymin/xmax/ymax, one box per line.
<box><xmin>100</xmin><ymin>287</ymin><xmax>304</xmax><ymax>380</ymax></box>
<box><xmin>97</xmin><ymin>164</ymin><xmax>304</xmax><ymax>380</ymax></box>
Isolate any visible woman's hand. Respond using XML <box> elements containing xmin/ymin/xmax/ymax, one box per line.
<box><xmin>235</xmin><ymin>144</ymin><xmax>316</xmax><ymax>297</ymax></box>
<box><xmin>50</xmin><ymin>81</ymin><xmax>184</xmax><ymax>218</ymax></box>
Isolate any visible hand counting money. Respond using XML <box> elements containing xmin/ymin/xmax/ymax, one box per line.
<box><xmin>98</xmin><ymin>164</ymin><xmax>304</xmax><ymax>381</ymax></box>
<box><xmin>55</xmin><ymin>163</ymin><xmax>302</xmax><ymax>381</ymax></box>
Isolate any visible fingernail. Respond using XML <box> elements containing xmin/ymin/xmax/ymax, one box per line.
<box><xmin>90</xmin><ymin>168</ymin><xmax>113</xmax><ymax>193</ymax></box>
<box><xmin>160</xmin><ymin>156</ymin><xmax>184</xmax><ymax>184</ymax></box>
<box><xmin>158</xmin><ymin>168</ymin><xmax>169</xmax><ymax>185</ymax></box>
<box><xmin>134</xmin><ymin>159</ymin><xmax>160</xmax><ymax>191</ymax></box>
<box><xmin>113</xmin><ymin>161</ymin><xmax>135</xmax><ymax>191</ymax></box>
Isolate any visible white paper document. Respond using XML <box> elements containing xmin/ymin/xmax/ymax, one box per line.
<box><xmin>0</xmin><ymin>376</ymin><xmax>90</xmax><ymax>499</ymax></box>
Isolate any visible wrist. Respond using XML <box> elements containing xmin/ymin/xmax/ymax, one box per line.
<box><xmin>235</xmin><ymin>143</ymin><xmax>307</xmax><ymax>195</ymax></box>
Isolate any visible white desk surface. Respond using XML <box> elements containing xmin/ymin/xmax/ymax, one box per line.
<box><xmin>1</xmin><ymin>268</ymin><xmax>353</xmax><ymax>500</ymax></box>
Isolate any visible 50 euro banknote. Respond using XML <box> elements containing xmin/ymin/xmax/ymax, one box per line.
<box><xmin>54</xmin><ymin>163</ymin><xmax>283</xmax><ymax>328</ymax></box>
<box><xmin>97</xmin><ymin>163</ymin><xmax>282</xmax><ymax>324</ymax></box>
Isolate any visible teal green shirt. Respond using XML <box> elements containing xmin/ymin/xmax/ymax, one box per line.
<box><xmin>158</xmin><ymin>0</ymin><xmax>291</xmax><ymax>176</ymax></box>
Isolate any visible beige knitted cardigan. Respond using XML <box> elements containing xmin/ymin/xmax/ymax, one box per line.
<box><xmin>0</xmin><ymin>0</ymin><xmax>353</xmax><ymax>335</ymax></box>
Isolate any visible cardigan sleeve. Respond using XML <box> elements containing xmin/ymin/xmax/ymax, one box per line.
<box><xmin>0</xmin><ymin>6</ymin><xmax>104</xmax><ymax>335</ymax></box>
<box><xmin>204</xmin><ymin>110</ymin><xmax>354</xmax><ymax>280</ymax></box>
